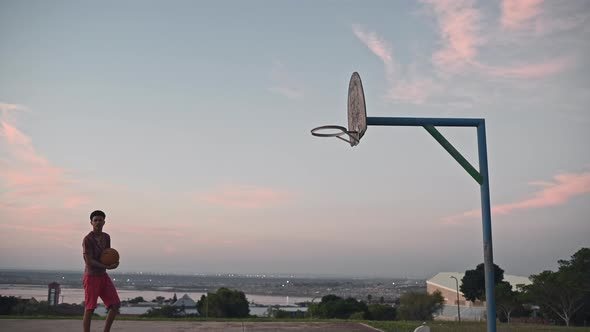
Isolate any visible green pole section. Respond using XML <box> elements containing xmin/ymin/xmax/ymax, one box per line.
<box><xmin>423</xmin><ymin>125</ymin><xmax>483</xmax><ymax>185</ymax></box>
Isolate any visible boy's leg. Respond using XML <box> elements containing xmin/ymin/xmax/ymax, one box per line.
<box><xmin>100</xmin><ymin>273</ymin><xmax>121</xmax><ymax>332</ymax></box>
<box><xmin>83</xmin><ymin>275</ymin><xmax>100</xmax><ymax>332</ymax></box>
<box><xmin>83</xmin><ymin>309</ymin><xmax>94</xmax><ymax>332</ymax></box>
<box><xmin>104</xmin><ymin>303</ymin><xmax>120</xmax><ymax>332</ymax></box>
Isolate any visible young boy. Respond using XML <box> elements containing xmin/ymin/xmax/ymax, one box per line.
<box><xmin>82</xmin><ymin>210</ymin><xmax>120</xmax><ymax>332</ymax></box>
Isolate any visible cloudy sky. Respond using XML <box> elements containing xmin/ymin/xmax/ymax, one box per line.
<box><xmin>1</xmin><ymin>0</ymin><xmax>589</xmax><ymax>278</ymax></box>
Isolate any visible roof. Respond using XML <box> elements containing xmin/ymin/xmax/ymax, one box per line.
<box><xmin>427</xmin><ymin>272</ymin><xmax>531</xmax><ymax>292</ymax></box>
<box><xmin>173</xmin><ymin>294</ymin><xmax>196</xmax><ymax>307</ymax></box>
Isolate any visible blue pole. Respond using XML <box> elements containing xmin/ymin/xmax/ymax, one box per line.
<box><xmin>367</xmin><ymin>116</ymin><xmax>481</xmax><ymax>127</ymax></box>
<box><xmin>328</xmin><ymin>115</ymin><xmax>498</xmax><ymax>331</ymax></box>
<box><xmin>477</xmin><ymin>120</ymin><xmax>496</xmax><ymax>332</ymax></box>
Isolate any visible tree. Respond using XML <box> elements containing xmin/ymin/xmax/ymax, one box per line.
<box><xmin>0</xmin><ymin>296</ymin><xmax>19</xmax><ymax>315</ymax></box>
<box><xmin>128</xmin><ymin>296</ymin><xmax>145</xmax><ymax>304</ymax></box>
<box><xmin>367</xmin><ymin>303</ymin><xmax>396</xmax><ymax>320</ymax></box>
<box><xmin>270</xmin><ymin>307</ymin><xmax>306</xmax><ymax>319</ymax></box>
<box><xmin>309</xmin><ymin>295</ymin><xmax>368</xmax><ymax>319</ymax></box>
<box><xmin>495</xmin><ymin>281</ymin><xmax>522</xmax><ymax>323</ymax></box>
<box><xmin>379</xmin><ymin>296</ymin><xmax>385</xmax><ymax>304</ymax></box>
<box><xmin>172</xmin><ymin>293</ymin><xmax>178</xmax><ymax>303</ymax></box>
<box><xmin>460</xmin><ymin>263</ymin><xmax>505</xmax><ymax>302</ymax></box>
<box><xmin>153</xmin><ymin>296</ymin><xmax>166</xmax><ymax>304</ymax></box>
<box><xmin>196</xmin><ymin>288</ymin><xmax>249</xmax><ymax>318</ymax></box>
<box><xmin>349</xmin><ymin>311</ymin><xmax>366</xmax><ymax>320</ymax></box>
<box><xmin>0</xmin><ymin>296</ymin><xmax>86</xmax><ymax>317</ymax></box>
<box><xmin>525</xmin><ymin>248</ymin><xmax>590</xmax><ymax>327</ymax></box>
<box><xmin>560</xmin><ymin>247</ymin><xmax>590</xmax><ymax>326</ymax></box>
<box><xmin>367</xmin><ymin>294</ymin><xmax>372</xmax><ymax>304</ymax></box>
<box><xmin>398</xmin><ymin>291</ymin><xmax>444</xmax><ymax>321</ymax></box>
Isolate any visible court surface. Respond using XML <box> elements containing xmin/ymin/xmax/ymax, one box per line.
<box><xmin>0</xmin><ymin>319</ymin><xmax>383</xmax><ymax>332</ymax></box>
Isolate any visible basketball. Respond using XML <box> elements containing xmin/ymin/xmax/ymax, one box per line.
<box><xmin>100</xmin><ymin>248</ymin><xmax>120</xmax><ymax>266</ymax></box>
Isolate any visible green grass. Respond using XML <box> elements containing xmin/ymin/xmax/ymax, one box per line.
<box><xmin>366</xmin><ymin>321</ymin><xmax>590</xmax><ymax>332</ymax></box>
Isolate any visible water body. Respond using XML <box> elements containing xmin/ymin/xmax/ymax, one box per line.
<box><xmin>93</xmin><ymin>304</ymin><xmax>306</xmax><ymax>317</ymax></box>
<box><xmin>1</xmin><ymin>284</ymin><xmax>310</xmax><ymax>317</ymax></box>
<box><xmin>0</xmin><ymin>284</ymin><xmax>312</xmax><ymax>307</ymax></box>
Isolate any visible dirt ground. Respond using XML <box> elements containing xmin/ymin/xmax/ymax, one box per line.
<box><xmin>0</xmin><ymin>319</ymin><xmax>383</xmax><ymax>332</ymax></box>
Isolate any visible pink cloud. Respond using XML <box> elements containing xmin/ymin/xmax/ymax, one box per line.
<box><xmin>0</xmin><ymin>103</ymin><xmax>27</xmax><ymax>116</ymax></box>
<box><xmin>0</xmin><ymin>222</ymin><xmax>81</xmax><ymax>236</ymax></box>
<box><xmin>0</xmin><ymin>221</ymin><xmax>86</xmax><ymax>247</ymax></box>
<box><xmin>443</xmin><ymin>171</ymin><xmax>590</xmax><ymax>224</ymax></box>
<box><xmin>421</xmin><ymin>0</ymin><xmax>572</xmax><ymax>80</ymax></box>
<box><xmin>64</xmin><ymin>195</ymin><xmax>91</xmax><ymax>209</ymax></box>
<box><xmin>0</xmin><ymin>122</ymin><xmax>65</xmax><ymax>200</ymax></box>
<box><xmin>0</xmin><ymin>202</ymin><xmax>46</xmax><ymax>215</ymax></box>
<box><xmin>111</xmin><ymin>224</ymin><xmax>191</xmax><ymax>239</ymax></box>
<box><xmin>386</xmin><ymin>79</ymin><xmax>438</xmax><ymax>104</ymax></box>
<box><xmin>501</xmin><ymin>0</ymin><xmax>543</xmax><ymax>30</ymax></box>
<box><xmin>1</xmin><ymin>121</ymin><xmax>30</xmax><ymax>145</ymax></box>
<box><xmin>1</xmin><ymin>121</ymin><xmax>50</xmax><ymax>165</ymax></box>
<box><xmin>352</xmin><ymin>24</ymin><xmax>439</xmax><ymax>103</ymax></box>
<box><xmin>351</xmin><ymin>2</ymin><xmax>578</xmax><ymax>105</ymax></box>
<box><xmin>196</xmin><ymin>185</ymin><xmax>291</xmax><ymax>209</ymax></box>
<box><xmin>352</xmin><ymin>24</ymin><xmax>395</xmax><ymax>80</ymax></box>
<box><xmin>0</xmin><ymin>106</ymin><xmax>96</xmax><ymax>216</ymax></box>
<box><xmin>477</xmin><ymin>56</ymin><xmax>572</xmax><ymax>79</ymax></box>
<box><xmin>421</xmin><ymin>0</ymin><xmax>482</xmax><ymax>70</ymax></box>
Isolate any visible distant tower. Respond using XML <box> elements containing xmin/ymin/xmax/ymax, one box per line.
<box><xmin>48</xmin><ymin>282</ymin><xmax>61</xmax><ymax>306</ymax></box>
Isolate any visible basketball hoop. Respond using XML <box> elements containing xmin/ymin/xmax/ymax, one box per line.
<box><xmin>311</xmin><ymin>125</ymin><xmax>360</xmax><ymax>145</ymax></box>
<box><xmin>310</xmin><ymin>72</ymin><xmax>367</xmax><ymax>147</ymax></box>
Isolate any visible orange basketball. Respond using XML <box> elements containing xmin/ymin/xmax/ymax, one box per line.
<box><xmin>100</xmin><ymin>248</ymin><xmax>120</xmax><ymax>266</ymax></box>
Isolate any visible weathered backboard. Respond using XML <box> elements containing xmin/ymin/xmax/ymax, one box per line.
<box><xmin>347</xmin><ymin>72</ymin><xmax>367</xmax><ymax>146</ymax></box>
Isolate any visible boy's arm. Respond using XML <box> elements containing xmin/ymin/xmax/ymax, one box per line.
<box><xmin>84</xmin><ymin>254</ymin><xmax>109</xmax><ymax>269</ymax></box>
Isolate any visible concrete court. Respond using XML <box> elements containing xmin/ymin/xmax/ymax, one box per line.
<box><xmin>0</xmin><ymin>319</ymin><xmax>383</xmax><ymax>332</ymax></box>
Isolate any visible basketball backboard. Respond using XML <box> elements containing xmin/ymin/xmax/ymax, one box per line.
<box><xmin>347</xmin><ymin>72</ymin><xmax>367</xmax><ymax>146</ymax></box>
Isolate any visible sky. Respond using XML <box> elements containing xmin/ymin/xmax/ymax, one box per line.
<box><xmin>1</xmin><ymin>0</ymin><xmax>589</xmax><ymax>278</ymax></box>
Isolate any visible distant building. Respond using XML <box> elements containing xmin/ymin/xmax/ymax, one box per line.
<box><xmin>173</xmin><ymin>294</ymin><xmax>198</xmax><ymax>316</ymax></box>
<box><xmin>427</xmin><ymin>272</ymin><xmax>531</xmax><ymax>321</ymax></box>
<box><xmin>48</xmin><ymin>282</ymin><xmax>61</xmax><ymax>306</ymax></box>
<box><xmin>427</xmin><ymin>272</ymin><xmax>530</xmax><ymax>307</ymax></box>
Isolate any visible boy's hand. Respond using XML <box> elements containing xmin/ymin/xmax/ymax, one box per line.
<box><xmin>107</xmin><ymin>262</ymin><xmax>119</xmax><ymax>270</ymax></box>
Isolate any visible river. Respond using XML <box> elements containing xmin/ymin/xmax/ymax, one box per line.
<box><xmin>0</xmin><ymin>284</ymin><xmax>312</xmax><ymax>316</ymax></box>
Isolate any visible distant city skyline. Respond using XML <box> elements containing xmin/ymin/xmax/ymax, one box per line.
<box><xmin>1</xmin><ymin>1</ymin><xmax>589</xmax><ymax>278</ymax></box>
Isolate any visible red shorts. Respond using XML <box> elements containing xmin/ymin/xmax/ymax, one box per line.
<box><xmin>83</xmin><ymin>273</ymin><xmax>120</xmax><ymax>310</ymax></box>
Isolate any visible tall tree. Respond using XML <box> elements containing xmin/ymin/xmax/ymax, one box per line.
<box><xmin>128</xmin><ymin>296</ymin><xmax>145</xmax><ymax>304</ymax></box>
<box><xmin>310</xmin><ymin>295</ymin><xmax>368</xmax><ymax>319</ymax></box>
<box><xmin>560</xmin><ymin>248</ymin><xmax>590</xmax><ymax>326</ymax></box>
<box><xmin>367</xmin><ymin>303</ymin><xmax>396</xmax><ymax>321</ymax></box>
<box><xmin>460</xmin><ymin>263</ymin><xmax>504</xmax><ymax>302</ymax></box>
<box><xmin>196</xmin><ymin>288</ymin><xmax>249</xmax><ymax>318</ymax></box>
<box><xmin>397</xmin><ymin>291</ymin><xmax>444</xmax><ymax>321</ymax></box>
<box><xmin>495</xmin><ymin>281</ymin><xmax>522</xmax><ymax>323</ymax></box>
<box><xmin>526</xmin><ymin>248</ymin><xmax>590</xmax><ymax>326</ymax></box>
